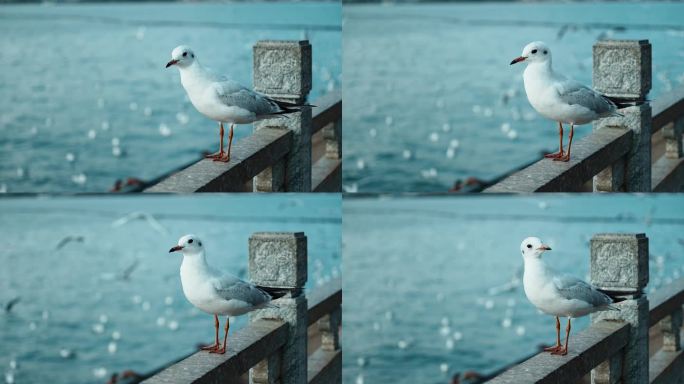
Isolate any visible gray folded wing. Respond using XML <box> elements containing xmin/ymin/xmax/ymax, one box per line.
<box><xmin>556</xmin><ymin>81</ymin><xmax>618</xmax><ymax>116</ymax></box>
<box><xmin>214</xmin><ymin>275</ymin><xmax>272</xmax><ymax>306</ymax></box>
<box><xmin>214</xmin><ymin>80</ymin><xmax>280</xmax><ymax>116</ymax></box>
<box><xmin>553</xmin><ymin>275</ymin><xmax>613</xmax><ymax>307</ymax></box>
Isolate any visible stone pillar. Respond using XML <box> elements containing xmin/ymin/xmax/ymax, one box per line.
<box><xmin>323</xmin><ymin>120</ymin><xmax>342</xmax><ymax>160</ymax></box>
<box><xmin>592</xmin><ymin>40</ymin><xmax>652</xmax><ymax>192</ymax></box>
<box><xmin>663</xmin><ymin>117</ymin><xmax>684</xmax><ymax>159</ymax></box>
<box><xmin>249</xmin><ymin>232</ymin><xmax>308</xmax><ymax>384</ymax></box>
<box><xmin>590</xmin><ymin>233</ymin><xmax>649</xmax><ymax>384</ymax></box>
<box><xmin>253</xmin><ymin>41</ymin><xmax>312</xmax><ymax>192</ymax></box>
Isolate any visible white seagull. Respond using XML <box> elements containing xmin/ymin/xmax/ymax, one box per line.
<box><xmin>166</xmin><ymin>45</ymin><xmax>310</xmax><ymax>162</ymax></box>
<box><xmin>510</xmin><ymin>42</ymin><xmax>622</xmax><ymax>162</ymax></box>
<box><xmin>169</xmin><ymin>234</ymin><xmax>287</xmax><ymax>354</ymax></box>
<box><xmin>520</xmin><ymin>237</ymin><xmax>619</xmax><ymax>356</ymax></box>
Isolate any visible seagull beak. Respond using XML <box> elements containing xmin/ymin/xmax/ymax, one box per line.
<box><xmin>510</xmin><ymin>56</ymin><xmax>526</xmax><ymax>65</ymax></box>
<box><xmin>537</xmin><ymin>245</ymin><xmax>552</xmax><ymax>251</ymax></box>
<box><xmin>165</xmin><ymin>59</ymin><xmax>178</xmax><ymax>68</ymax></box>
<box><xmin>169</xmin><ymin>245</ymin><xmax>183</xmax><ymax>253</ymax></box>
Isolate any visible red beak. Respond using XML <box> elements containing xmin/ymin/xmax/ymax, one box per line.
<box><xmin>169</xmin><ymin>245</ymin><xmax>183</xmax><ymax>253</ymax></box>
<box><xmin>165</xmin><ymin>59</ymin><xmax>178</xmax><ymax>68</ymax></box>
<box><xmin>510</xmin><ymin>56</ymin><xmax>526</xmax><ymax>65</ymax></box>
<box><xmin>537</xmin><ymin>245</ymin><xmax>551</xmax><ymax>251</ymax></box>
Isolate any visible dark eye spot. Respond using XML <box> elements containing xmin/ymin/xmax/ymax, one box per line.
<box><xmin>198</xmin><ymin>242</ymin><xmax>202</xmax><ymax>246</ymax></box>
<box><xmin>188</xmin><ymin>239</ymin><xmax>193</xmax><ymax>244</ymax></box>
<box><xmin>543</xmin><ymin>50</ymin><xmax>547</xmax><ymax>55</ymax></box>
<box><xmin>526</xmin><ymin>244</ymin><xmax>532</xmax><ymax>249</ymax></box>
<box><xmin>531</xmin><ymin>49</ymin><xmax>538</xmax><ymax>54</ymax></box>
<box><xmin>183</xmin><ymin>52</ymin><xmax>188</xmax><ymax>57</ymax></box>
<box><xmin>191</xmin><ymin>54</ymin><xmax>194</xmax><ymax>58</ymax></box>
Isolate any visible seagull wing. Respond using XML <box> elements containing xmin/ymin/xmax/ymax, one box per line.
<box><xmin>213</xmin><ymin>274</ymin><xmax>272</xmax><ymax>307</ymax></box>
<box><xmin>213</xmin><ymin>80</ymin><xmax>281</xmax><ymax>117</ymax></box>
<box><xmin>553</xmin><ymin>274</ymin><xmax>613</xmax><ymax>308</ymax></box>
<box><xmin>555</xmin><ymin>80</ymin><xmax>619</xmax><ymax>117</ymax></box>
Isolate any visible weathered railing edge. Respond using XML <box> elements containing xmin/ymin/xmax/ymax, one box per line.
<box><xmin>312</xmin><ymin>157</ymin><xmax>342</xmax><ymax>192</ymax></box>
<box><xmin>142</xmin><ymin>91</ymin><xmax>341</xmax><ymax>193</ymax></box>
<box><xmin>143</xmin><ymin>278</ymin><xmax>341</xmax><ymax>384</ymax></box>
<box><xmin>142</xmin><ymin>318</ymin><xmax>288</xmax><ymax>383</ymax></box>
<box><xmin>648</xmin><ymin>276</ymin><xmax>684</xmax><ymax>326</ymax></box>
<box><xmin>649</xmin><ymin>346</ymin><xmax>684</xmax><ymax>384</ymax></box>
<box><xmin>652</xmin><ymin>85</ymin><xmax>684</xmax><ymax>134</ymax></box>
<box><xmin>308</xmin><ymin>277</ymin><xmax>342</xmax><ymax>326</ymax></box>
<box><xmin>484</xmin><ymin>127</ymin><xmax>632</xmax><ymax>193</ymax></box>
<box><xmin>308</xmin><ymin>348</ymin><xmax>342</xmax><ymax>384</ymax></box>
<box><xmin>144</xmin><ymin>128</ymin><xmax>292</xmax><ymax>193</ymax></box>
<box><xmin>487</xmin><ymin>321</ymin><xmax>629</xmax><ymax>384</ymax></box>
<box><xmin>312</xmin><ymin>89</ymin><xmax>342</xmax><ymax>134</ymax></box>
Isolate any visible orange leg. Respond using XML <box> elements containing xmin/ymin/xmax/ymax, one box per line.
<box><xmin>205</xmin><ymin>123</ymin><xmax>226</xmax><ymax>160</ymax></box>
<box><xmin>545</xmin><ymin>122</ymin><xmax>564</xmax><ymax>159</ymax></box>
<box><xmin>214</xmin><ymin>124</ymin><xmax>233</xmax><ymax>163</ymax></box>
<box><xmin>200</xmin><ymin>314</ymin><xmax>220</xmax><ymax>352</ymax></box>
<box><xmin>544</xmin><ymin>316</ymin><xmax>563</xmax><ymax>353</ymax></box>
<box><xmin>554</xmin><ymin>124</ymin><xmax>574</xmax><ymax>162</ymax></box>
<box><xmin>551</xmin><ymin>318</ymin><xmax>571</xmax><ymax>356</ymax></box>
<box><xmin>211</xmin><ymin>317</ymin><xmax>230</xmax><ymax>354</ymax></box>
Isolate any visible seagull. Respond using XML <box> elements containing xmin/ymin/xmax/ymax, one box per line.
<box><xmin>166</xmin><ymin>45</ymin><xmax>311</xmax><ymax>162</ymax></box>
<box><xmin>510</xmin><ymin>42</ymin><xmax>622</xmax><ymax>162</ymax></box>
<box><xmin>169</xmin><ymin>234</ymin><xmax>287</xmax><ymax>354</ymax></box>
<box><xmin>520</xmin><ymin>237</ymin><xmax>619</xmax><ymax>356</ymax></box>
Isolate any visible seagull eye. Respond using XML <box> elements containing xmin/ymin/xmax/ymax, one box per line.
<box><xmin>183</xmin><ymin>52</ymin><xmax>188</xmax><ymax>57</ymax></box>
<box><xmin>531</xmin><ymin>49</ymin><xmax>538</xmax><ymax>54</ymax></box>
<box><xmin>543</xmin><ymin>50</ymin><xmax>547</xmax><ymax>55</ymax></box>
<box><xmin>198</xmin><ymin>242</ymin><xmax>202</xmax><ymax>246</ymax></box>
<box><xmin>188</xmin><ymin>239</ymin><xmax>193</xmax><ymax>244</ymax></box>
<box><xmin>526</xmin><ymin>244</ymin><xmax>532</xmax><ymax>249</ymax></box>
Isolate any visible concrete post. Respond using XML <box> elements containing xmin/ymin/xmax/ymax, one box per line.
<box><xmin>658</xmin><ymin>307</ymin><xmax>682</xmax><ymax>352</ymax></box>
<box><xmin>592</xmin><ymin>40</ymin><xmax>652</xmax><ymax>192</ymax></box>
<box><xmin>249</xmin><ymin>232</ymin><xmax>308</xmax><ymax>384</ymax></box>
<box><xmin>663</xmin><ymin>117</ymin><xmax>684</xmax><ymax>159</ymax></box>
<box><xmin>590</xmin><ymin>233</ymin><xmax>649</xmax><ymax>384</ymax></box>
<box><xmin>323</xmin><ymin>121</ymin><xmax>342</xmax><ymax>160</ymax></box>
<box><xmin>253</xmin><ymin>41</ymin><xmax>312</xmax><ymax>192</ymax></box>
<box><xmin>319</xmin><ymin>307</ymin><xmax>341</xmax><ymax>352</ymax></box>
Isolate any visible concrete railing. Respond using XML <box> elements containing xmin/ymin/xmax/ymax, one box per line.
<box><xmin>143</xmin><ymin>40</ymin><xmax>342</xmax><ymax>193</ymax></box>
<box><xmin>485</xmin><ymin>40</ymin><xmax>684</xmax><ymax>193</ymax></box>
<box><xmin>489</xmin><ymin>233</ymin><xmax>684</xmax><ymax>384</ymax></box>
<box><xmin>142</xmin><ymin>232</ymin><xmax>342</xmax><ymax>384</ymax></box>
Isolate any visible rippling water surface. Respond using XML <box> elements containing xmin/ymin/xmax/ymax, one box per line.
<box><xmin>343</xmin><ymin>2</ymin><xmax>684</xmax><ymax>192</ymax></box>
<box><xmin>0</xmin><ymin>194</ymin><xmax>341</xmax><ymax>383</ymax></box>
<box><xmin>343</xmin><ymin>194</ymin><xmax>684</xmax><ymax>383</ymax></box>
<box><xmin>0</xmin><ymin>2</ymin><xmax>341</xmax><ymax>193</ymax></box>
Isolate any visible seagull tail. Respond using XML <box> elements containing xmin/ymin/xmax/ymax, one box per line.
<box><xmin>257</xmin><ymin>286</ymin><xmax>290</xmax><ymax>300</ymax></box>
<box><xmin>268</xmin><ymin>98</ymin><xmax>317</xmax><ymax>116</ymax></box>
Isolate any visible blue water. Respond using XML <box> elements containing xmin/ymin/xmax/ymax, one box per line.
<box><xmin>343</xmin><ymin>2</ymin><xmax>684</xmax><ymax>192</ymax></box>
<box><xmin>0</xmin><ymin>1</ymin><xmax>341</xmax><ymax>193</ymax></box>
<box><xmin>343</xmin><ymin>194</ymin><xmax>684</xmax><ymax>384</ymax></box>
<box><xmin>0</xmin><ymin>194</ymin><xmax>341</xmax><ymax>383</ymax></box>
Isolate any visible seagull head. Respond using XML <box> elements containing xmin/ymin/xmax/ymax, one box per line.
<box><xmin>510</xmin><ymin>41</ymin><xmax>551</xmax><ymax>65</ymax></box>
<box><xmin>520</xmin><ymin>237</ymin><xmax>551</xmax><ymax>259</ymax></box>
<box><xmin>166</xmin><ymin>45</ymin><xmax>196</xmax><ymax>69</ymax></box>
<box><xmin>169</xmin><ymin>234</ymin><xmax>204</xmax><ymax>255</ymax></box>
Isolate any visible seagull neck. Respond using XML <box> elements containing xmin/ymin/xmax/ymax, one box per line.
<box><xmin>525</xmin><ymin>60</ymin><xmax>554</xmax><ymax>78</ymax></box>
<box><xmin>523</xmin><ymin>257</ymin><xmax>548</xmax><ymax>276</ymax></box>
<box><xmin>181</xmin><ymin>251</ymin><xmax>209</xmax><ymax>271</ymax></box>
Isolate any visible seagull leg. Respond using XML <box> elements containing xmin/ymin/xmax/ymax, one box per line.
<box><xmin>551</xmin><ymin>318</ymin><xmax>571</xmax><ymax>356</ymax></box>
<box><xmin>214</xmin><ymin>124</ymin><xmax>233</xmax><ymax>163</ymax></box>
<box><xmin>544</xmin><ymin>122</ymin><xmax>565</xmax><ymax>159</ymax></box>
<box><xmin>554</xmin><ymin>124</ymin><xmax>574</xmax><ymax>162</ymax></box>
<box><xmin>543</xmin><ymin>316</ymin><xmax>563</xmax><ymax>353</ymax></box>
<box><xmin>212</xmin><ymin>317</ymin><xmax>230</xmax><ymax>354</ymax></box>
<box><xmin>200</xmin><ymin>314</ymin><xmax>220</xmax><ymax>352</ymax></box>
<box><xmin>205</xmin><ymin>123</ymin><xmax>226</xmax><ymax>160</ymax></box>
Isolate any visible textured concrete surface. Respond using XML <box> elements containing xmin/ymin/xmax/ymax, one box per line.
<box><xmin>594</xmin><ymin>104</ymin><xmax>652</xmax><ymax>192</ymax></box>
<box><xmin>592</xmin><ymin>297</ymin><xmax>649</xmax><ymax>384</ymax></box>
<box><xmin>591</xmin><ymin>233</ymin><xmax>649</xmax><ymax>384</ymax></box>
<box><xmin>253</xmin><ymin>41</ymin><xmax>313</xmax><ymax>192</ymax></box>
<box><xmin>593</xmin><ymin>40</ymin><xmax>651</xmax><ymax>100</ymax></box>
<box><xmin>590</xmin><ymin>233</ymin><xmax>648</xmax><ymax>292</ymax></box>
<box><xmin>663</xmin><ymin>118</ymin><xmax>684</xmax><ymax>159</ymax></box>
<box><xmin>249</xmin><ymin>232</ymin><xmax>307</xmax><ymax>289</ymax></box>
<box><xmin>253</xmin><ymin>41</ymin><xmax>311</xmax><ymax>102</ymax></box>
